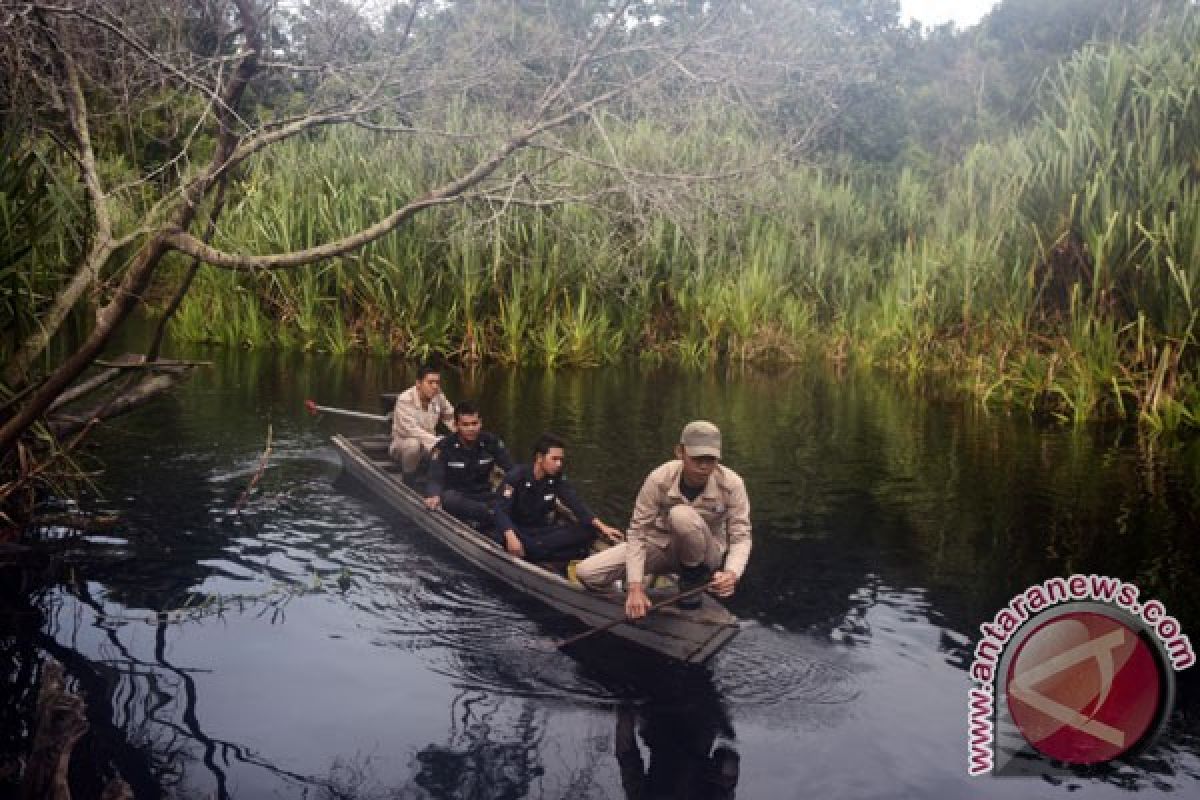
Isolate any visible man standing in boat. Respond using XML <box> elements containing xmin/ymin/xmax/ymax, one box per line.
<box><xmin>493</xmin><ymin>433</ymin><xmax>624</xmax><ymax>562</ymax></box>
<box><xmin>575</xmin><ymin>421</ymin><xmax>751</xmax><ymax>619</ymax></box>
<box><xmin>424</xmin><ymin>401</ymin><xmax>514</xmax><ymax>529</ymax></box>
<box><xmin>390</xmin><ymin>365</ymin><xmax>456</xmax><ymax>478</ymax></box>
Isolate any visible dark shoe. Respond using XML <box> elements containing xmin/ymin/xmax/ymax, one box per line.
<box><xmin>709</xmin><ymin>746</ymin><xmax>740</xmax><ymax>789</ymax></box>
<box><xmin>677</xmin><ymin>564</ymin><xmax>712</xmax><ymax>610</ymax></box>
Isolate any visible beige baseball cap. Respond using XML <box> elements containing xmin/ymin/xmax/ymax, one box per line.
<box><xmin>680</xmin><ymin>420</ymin><xmax>721</xmax><ymax>458</ymax></box>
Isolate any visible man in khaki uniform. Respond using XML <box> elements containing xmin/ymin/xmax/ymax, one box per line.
<box><xmin>576</xmin><ymin>420</ymin><xmax>751</xmax><ymax>619</ymax></box>
<box><xmin>389</xmin><ymin>366</ymin><xmax>455</xmax><ymax>475</ymax></box>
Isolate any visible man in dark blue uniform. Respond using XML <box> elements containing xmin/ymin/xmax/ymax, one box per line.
<box><xmin>424</xmin><ymin>401</ymin><xmax>513</xmax><ymax>529</ymax></box>
<box><xmin>493</xmin><ymin>433</ymin><xmax>623</xmax><ymax>562</ymax></box>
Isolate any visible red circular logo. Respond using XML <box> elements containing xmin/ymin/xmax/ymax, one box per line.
<box><xmin>1005</xmin><ymin>610</ymin><xmax>1165</xmax><ymax>765</ymax></box>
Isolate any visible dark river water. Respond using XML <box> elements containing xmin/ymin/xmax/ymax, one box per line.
<box><xmin>5</xmin><ymin>346</ymin><xmax>1200</xmax><ymax>799</ymax></box>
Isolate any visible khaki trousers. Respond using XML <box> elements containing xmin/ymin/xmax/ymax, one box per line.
<box><xmin>388</xmin><ymin>437</ymin><xmax>427</xmax><ymax>473</ymax></box>
<box><xmin>576</xmin><ymin>505</ymin><xmax>723</xmax><ymax>590</ymax></box>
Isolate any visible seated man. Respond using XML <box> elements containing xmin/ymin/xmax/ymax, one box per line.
<box><xmin>575</xmin><ymin>421</ymin><xmax>751</xmax><ymax>616</ymax></box>
<box><xmin>424</xmin><ymin>401</ymin><xmax>513</xmax><ymax>529</ymax></box>
<box><xmin>493</xmin><ymin>433</ymin><xmax>623</xmax><ymax>563</ymax></box>
<box><xmin>389</xmin><ymin>365</ymin><xmax>455</xmax><ymax>476</ymax></box>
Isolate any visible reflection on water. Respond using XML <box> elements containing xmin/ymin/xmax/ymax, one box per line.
<box><xmin>612</xmin><ymin>672</ymin><xmax>738</xmax><ymax>800</ymax></box>
<box><xmin>616</xmin><ymin>704</ymin><xmax>739</xmax><ymax>800</ymax></box>
<box><xmin>410</xmin><ymin>693</ymin><xmax>546</xmax><ymax>800</ymax></box>
<box><xmin>2</xmin><ymin>344</ymin><xmax>1199</xmax><ymax>798</ymax></box>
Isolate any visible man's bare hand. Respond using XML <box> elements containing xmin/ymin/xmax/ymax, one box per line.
<box><xmin>503</xmin><ymin>530</ymin><xmax>525</xmax><ymax>558</ymax></box>
<box><xmin>625</xmin><ymin>583</ymin><xmax>650</xmax><ymax>619</ymax></box>
<box><xmin>709</xmin><ymin>570</ymin><xmax>738</xmax><ymax>597</ymax></box>
<box><xmin>595</xmin><ymin>521</ymin><xmax>624</xmax><ymax>543</ymax></box>
<box><xmin>423</xmin><ymin>496</ymin><xmax>441</xmax><ymax>511</ymax></box>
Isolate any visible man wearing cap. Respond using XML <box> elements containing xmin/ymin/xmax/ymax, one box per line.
<box><xmin>575</xmin><ymin>421</ymin><xmax>752</xmax><ymax>619</ymax></box>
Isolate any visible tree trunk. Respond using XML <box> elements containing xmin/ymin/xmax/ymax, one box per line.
<box><xmin>22</xmin><ymin>660</ymin><xmax>88</xmax><ymax>800</ymax></box>
<box><xmin>20</xmin><ymin>658</ymin><xmax>134</xmax><ymax>800</ymax></box>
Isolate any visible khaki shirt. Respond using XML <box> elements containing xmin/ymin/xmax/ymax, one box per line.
<box><xmin>626</xmin><ymin>460</ymin><xmax>752</xmax><ymax>585</ymax></box>
<box><xmin>391</xmin><ymin>386</ymin><xmax>455</xmax><ymax>450</ymax></box>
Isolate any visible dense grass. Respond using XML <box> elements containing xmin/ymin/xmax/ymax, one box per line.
<box><xmin>173</xmin><ymin>14</ymin><xmax>1200</xmax><ymax>429</ymax></box>
<box><xmin>170</xmin><ymin>100</ymin><xmax>820</xmax><ymax>368</ymax></box>
<box><xmin>8</xmin><ymin>13</ymin><xmax>1198</xmax><ymax>430</ymax></box>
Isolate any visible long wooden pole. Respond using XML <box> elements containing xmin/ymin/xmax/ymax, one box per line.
<box><xmin>304</xmin><ymin>400</ymin><xmax>389</xmax><ymax>423</ymax></box>
<box><xmin>557</xmin><ymin>582</ymin><xmax>715</xmax><ymax>649</ymax></box>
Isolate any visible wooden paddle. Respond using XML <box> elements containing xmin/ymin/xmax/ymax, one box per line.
<box><xmin>304</xmin><ymin>399</ymin><xmax>390</xmax><ymax>423</ymax></box>
<box><xmin>555</xmin><ymin>581</ymin><xmax>715</xmax><ymax>650</ymax></box>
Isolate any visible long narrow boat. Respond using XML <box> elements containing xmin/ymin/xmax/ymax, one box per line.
<box><xmin>331</xmin><ymin>433</ymin><xmax>739</xmax><ymax>663</ymax></box>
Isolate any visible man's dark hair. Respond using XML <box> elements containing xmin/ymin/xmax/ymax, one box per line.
<box><xmin>416</xmin><ymin>364</ymin><xmax>439</xmax><ymax>381</ymax></box>
<box><xmin>533</xmin><ymin>432</ymin><xmax>565</xmax><ymax>457</ymax></box>
<box><xmin>453</xmin><ymin>400</ymin><xmax>480</xmax><ymax>421</ymax></box>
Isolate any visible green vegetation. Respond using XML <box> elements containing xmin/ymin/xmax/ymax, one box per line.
<box><xmin>6</xmin><ymin>0</ymin><xmax>1200</xmax><ymax>430</ymax></box>
<box><xmin>161</xmin><ymin>6</ymin><xmax>1200</xmax><ymax>429</ymax></box>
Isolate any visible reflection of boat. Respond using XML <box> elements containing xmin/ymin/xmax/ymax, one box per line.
<box><xmin>331</xmin><ymin>434</ymin><xmax>739</xmax><ymax>663</ymax></box>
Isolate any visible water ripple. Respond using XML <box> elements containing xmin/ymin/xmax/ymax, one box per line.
<box><xmin>712</xmin><ymin>625</ymin><xmax>861</xmax><ymax>707</ymax></box>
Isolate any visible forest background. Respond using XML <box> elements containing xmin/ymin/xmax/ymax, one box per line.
<box><xmin>3</xmin><ymin>0</ymin><xmax>1200</xmax><ymax>518</ymax></box>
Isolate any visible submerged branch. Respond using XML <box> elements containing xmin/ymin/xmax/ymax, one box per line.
<box><xmin>21</xmin><ymin>659</ymin><xmax>88</xmax><ymax>800</ymax></box>
<box><xmin>233</xmin><ymin>424</ymin><xmax>273</xmax><ymax>514</ymax></box>
<box><xmin>46</xmin><ymin>368</ymin><xmax>121</xmax><ymax>414</ymax></box>
<box><xmin>47</xmin><ymin>369</ymin><xmax>191</xmax><ymax>439</ymax></box>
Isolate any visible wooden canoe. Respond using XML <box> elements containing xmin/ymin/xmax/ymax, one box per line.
<box><xmin>331</xmin><ymin>434</ymin><xmax>740</xmax><ymax>663</ymax></box>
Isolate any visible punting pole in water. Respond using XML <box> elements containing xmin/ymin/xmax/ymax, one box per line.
<box><xmin>304</xmin><ymin>399</ymin><xmax>390</xmax><ymax>423</ymax></box>
<box><xmin>554</xmin><ymin>582</ymin><xmax>717</xmax><ymax>650</ymax></box>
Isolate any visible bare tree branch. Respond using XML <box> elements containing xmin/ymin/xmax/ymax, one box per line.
<box><xmin>0</xmin><ymin>0</ymin><xmax>853</xmax><ymax>465</ymax></box>
<box><xmin>4</xmin><ymin>13</ymin><xmax>116</xmax><ymax>387</ymax></box>
<box><xmin>23</xmin><ymin>2</ymin><xmax>251</xmax><ymax>133</ymax></box>
<box><xmin>0</xmin><ymin>0</ymin><xmax>265</xmax><ymax>453</ymax></box>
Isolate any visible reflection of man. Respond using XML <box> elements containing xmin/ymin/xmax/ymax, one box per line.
<box><xmin>616</xmin><ymin>705</ymin><xmax>740</xmax><ymax>800</ymax></box>
<box><xmin>576</xmin><ymin>420</ymin><xmax>751</xmax><ymax>618</ymax></box>
<box><xmin>389</xmin><ymin>365</ymin><xmax>455</xmax><ymax>476</ymax></box>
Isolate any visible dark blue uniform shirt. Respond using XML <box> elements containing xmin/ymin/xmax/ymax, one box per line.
<box><xmin>427</xmin><ymin>432</ymin><xmax>513</xmax><ymax>497</ymax></box>
<box><xmin>494</xmin><ymin>463</ymin><xmax>595</xmax><ymax>533</ymax></box>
